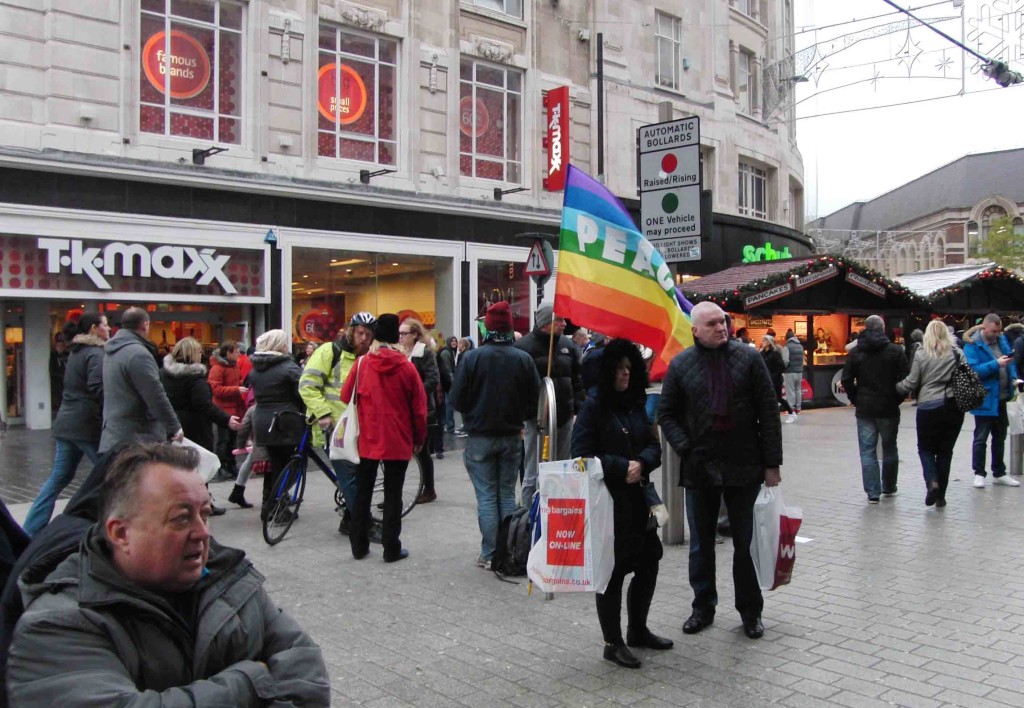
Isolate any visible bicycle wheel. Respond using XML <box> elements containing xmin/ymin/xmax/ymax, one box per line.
<box><xmin>369</xmin><ymin>455</ymin><xmax>423</xmax><ymax>523</ymax></box>
<box><xmin>262</xmin><ymin>458</ymin><xmax>306</xmax><ymax>546</ymax></box>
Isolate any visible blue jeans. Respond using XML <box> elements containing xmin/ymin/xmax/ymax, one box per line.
<box><xmin>464</xmin><ymin>434</ymin><xmax>521</xmax><ymax>561</ymax></box>
<box><xmin>686</xmin><ymin>484</ymin><xmax>763</xmax><ymax>621</ymax></box>
<box><xmin>329</xmin><ymin>454</ymin><xmax>359</xmax><ymax>515</ymax></box>
<box><xmin>972</xmin><ymin>402</ymin><xmax>1008</xmax><ymax>477</ymax></box>
<box><xmin>856</xmin><ymin>416</ymin><xmax>900</xmax><ymax>498</ymax></box>
<box><xmin>444</xmin><ymin>391</ymin><xmax>456</xmax><ymax>431</ymax></box>
<box><xmin>24</xmin><ymin>438</ymin><xmax>100</xmax><ymax>537</ymax></box>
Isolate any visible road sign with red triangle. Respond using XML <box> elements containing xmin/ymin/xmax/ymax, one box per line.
<box><xmin>524</xmin><ymin>240</ymin><xmax>552</xmax><ymax>277</ymax></box>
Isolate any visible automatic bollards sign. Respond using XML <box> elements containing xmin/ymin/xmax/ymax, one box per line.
<box><xmin>637</xmin><ymin>117</ymin><xmax>702</xmax><ymax>263</ymax></box>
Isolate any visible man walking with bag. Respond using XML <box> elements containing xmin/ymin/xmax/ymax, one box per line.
<box><xmin>658</xmin><ymin>302</ymin><xmax>782</xmax><ymax>640</ymax></box>
<box><xmin>841</xmin><ymin>315</ymin><xmax>910</xmax><ymax>503</ymax></box>
<box><xmin>965</xmin><ymin>313</ymin><xmax>1021</xmax><ymax>489</ymax></box>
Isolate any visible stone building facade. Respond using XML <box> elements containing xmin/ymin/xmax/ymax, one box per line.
<box><xmin>0</xmin><ymin>0</ymin><xmax>804</xmax><ymax>427</ymax></box>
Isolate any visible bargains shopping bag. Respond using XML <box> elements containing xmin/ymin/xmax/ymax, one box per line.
<box><xmin>750</xmin><ymin>484</ymin><xmax>803</xmax><ymax>591</ymax></box>
<box><xmin>1009</xmin><ymin>397</ymin><xmax>1024</xmax><ymax>435</ymax></box>
<box><xmin>176</xmin><ymin>438</ymin><xmax>221</xmax><ymax>484</ymax></box>
<box><xmin>526</xmin><ymin>458</ymin><xmax>615</xmax><ymax>594</ymax></box>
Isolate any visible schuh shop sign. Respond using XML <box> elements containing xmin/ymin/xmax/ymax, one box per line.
<box><xmin>38</xmin><ymin>238</ymin><xmax>237</xmax><ymax>294</ymax></box>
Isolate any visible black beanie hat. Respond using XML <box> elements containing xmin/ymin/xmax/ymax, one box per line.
<box><xmin>375</xmin><ymin>313</ymin><xmax>400</xmax><ymax>344</ymax></box>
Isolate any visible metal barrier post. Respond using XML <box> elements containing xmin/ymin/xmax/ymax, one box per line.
<box><xmin>659</xmin><ymin>428</ymin><xmax>685</xmax><ymax>545</ymax></box>
<box><xmin>1012</xmin><ymin>434</ymin><xmax>1023</xmax><ymax>476</ymax></box>
<box><xmin>535</xmin><ymin>377</ymin><xmax>557</xmax><ymax>601</ymax></box>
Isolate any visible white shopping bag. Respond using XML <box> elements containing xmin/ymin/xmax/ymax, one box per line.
<box><xmin>750</xmin><ymin>484</ymin><xmax>803</xmax><ymax>591</ymax></box>
<box><xmin>176</xmin><ymin>438</ymin><xmax>221</xmax><ymax>483</ymax></box>
<box><xmin>526</xmin><ymin>457</ymin><xmax>615</xmax><ymax>594</ymax></box>
<box><xmin>1008</xmin><ymin>397</ymin><xmax>1024</xmax><ymax>435</ymax></box>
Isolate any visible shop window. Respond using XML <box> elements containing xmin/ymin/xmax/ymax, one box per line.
<box><xmin>738</xmin><ymin>160</ymin><xmax>768</xmax><ymax>219</ymax></box>
<box><xmin>316</xmin><ymin>27</ymin><xmax>397</xmax><ymax>166</ymax></box>
<box><xmin>459</xmin><ymin>59</ymin><xmax>522</xmax><ymax>183</ymax></box>
<box><xmin>476</xmin><ymin>260</ymin><xmax>531</xmax><ymax>335</ymax></box>
<box><xmin>290</xmin><ymin>249</ymin><xmax>455</xmax><ymax>346</ymax></box>
<box><xmin>471</xmin><ymin>0</ymin><xmax>523</xmax><ymax>19</ymax></box>
<box><xmin>139</xmin><ymin>0</ymin><xmax>243</xmax><ymax>144</ymax></box>
<box><xmin>655</xmin><ymin>11</ymin><xmax>682</xmax><ymax>91</ymax></box>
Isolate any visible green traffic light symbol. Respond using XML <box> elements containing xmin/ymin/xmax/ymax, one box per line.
<box><xmin>662</xmin><ymin>192</ymin><xmax>679</xmax><ymax>213</ymax></box>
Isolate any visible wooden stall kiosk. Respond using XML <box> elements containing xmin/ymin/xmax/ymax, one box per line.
<box><xmin>683</xmin><ymin>256</ymin><xmax>926</xmax><ymax>408</ymax></box>
<box><xmin>897</xmin><ymin>264</ymin><xmax>1024</xmax><ymax>326</ymax></box>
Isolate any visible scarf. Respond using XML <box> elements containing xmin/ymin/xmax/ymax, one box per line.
<box><xmin>705</xmin><ymin>345</ymin><xmax>734</xmax><ymax>432</ymax></box>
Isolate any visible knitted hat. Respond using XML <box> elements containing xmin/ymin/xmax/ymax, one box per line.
<box><xmin>375</xmin><ymin>313</ymin><xmax>400</xmax><ymax>344</ymax></box>
<box><xmin>535</xmin><ymin>302</ymin><xmax>554</xmax><ymax>329</ymax></box>
<box><xmin>485</xmin><ymin>301</ymin><xmax>514</xmax><ymax>333</ymax></box>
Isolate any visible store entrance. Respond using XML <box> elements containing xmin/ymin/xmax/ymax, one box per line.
<box><xmin>3</xmin><ymin>304</ymin><xmax>24</xmax><ymax>423</ymax></box>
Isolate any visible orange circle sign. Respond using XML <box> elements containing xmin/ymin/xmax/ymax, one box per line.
<box><xmin>317</xmin><ymin>63</ymin><xmax>368</xmax><ymax>124</ymax></box>
<box><xmin>459</xmin><ymin>96</ymin><xmax>489</xmax><ymax>138</ymax></box>
<box><xmin>142</xmin><ymin>30</ymin><xmax>212</xmax><ymax>99</ymax></box>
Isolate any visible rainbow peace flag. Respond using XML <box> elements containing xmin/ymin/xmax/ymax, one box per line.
<box><xmin>554</xmin><ymin>165</ymin><xmax>693</xmax><ymax>380</ymax></box>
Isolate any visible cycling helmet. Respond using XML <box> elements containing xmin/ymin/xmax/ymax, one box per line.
<box><xmin>350</xmin><ymin>311</ymin><xmax>377</xmax><ymax>327</ymax></box>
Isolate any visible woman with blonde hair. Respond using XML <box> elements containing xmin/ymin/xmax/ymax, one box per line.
<box><xmin>341</xmin><ymin>314</ymin><xmax>427</xmax><ymax>562</ymax></box>
<box><xmin>248</xmin><ymin>329</ymin><xmax>305</xmax><ymax>518</ymax></box>
<box><xmin>896</xmin><ymin>320</ymin><xmax>966</xmax><ymax>507</ymax></box>
<box><xmin>399</xmin><ymin>317</ymin><xmax>441</xmax><ymax>503</ymax></box>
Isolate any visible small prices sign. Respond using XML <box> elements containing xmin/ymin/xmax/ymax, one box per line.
<box><xmin>142</xmin><ymin>30</ymin><xmax>212</xmax><ymax>99</ymax></box>
<box><xmin>317</xmin><ymin>63</ymin><xmax>368</xmax><ymax>124</ymax></box>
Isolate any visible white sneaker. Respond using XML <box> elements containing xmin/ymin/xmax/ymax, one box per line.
<box><xmin>973</xmin><ymin>475</ymin><xmax>986</xmax><ymax>488</ymax></box>
<box><xmin>994</xmin><ymin>476</ymin><xmax>1021</xmax><ymax>487</ymax></box>
<box><xmin>784</xmin><ymin>414</ymin><xmax>797</xmax><ymax>424</ymax></box>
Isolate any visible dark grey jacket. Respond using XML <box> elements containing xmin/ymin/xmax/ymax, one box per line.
<box><xmin>658</xmin><ymin>340</ymin><xmax>783</xmax><ymax>488</ymax></box>
<box><xmin>51</xmin><ymin>334</ymin><xmax>105</xmax><ymax>443</ymax></box>
<box><xmin>249</xmin><ymin>352</ymin><xmax>305</xmax><ymax>447</ymax></box>
<box><xmin>452</xmin><ymin>340</ymin><xmax>540</xmax><ymax>437</ymax></box>
<box><xmin>99</xmin><ymin>330</ymin><xmax>179</xmax><ymax>453</ymax></box>
<box><xmin>7</xmin><ymin>525</ymin><xmax>330</xmax><ymax>706</ymax></box>
<box><xmin>784</xmin><ymin>337</ymin><xmax>804</xmax><ymax>374</ymax></box>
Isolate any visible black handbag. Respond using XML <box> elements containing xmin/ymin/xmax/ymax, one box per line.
<box><xmin>946</xmin><ymin>351</ymin><xmax>987</xmax><ymax>413</ymax></box>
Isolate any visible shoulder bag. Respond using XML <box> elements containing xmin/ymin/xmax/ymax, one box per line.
<box><xmin>946</xmin><ymin>349</ymin><xmax>987</xmax><ymax>413</ymax></box>
<box><xmin>330</xmin><ymin>358</ymin><xmax>362</xmax><ymax>463</ymax></box>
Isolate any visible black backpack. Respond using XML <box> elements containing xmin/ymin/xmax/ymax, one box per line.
<box><xmin>493</xmin><ymin>505</ymin><xmax>532</xmax><ymax>578</ymax></box>
<box><xmin>947</xmin><ymin>352</ymin><xmax>987</xmax><ymax>413</ymax></box>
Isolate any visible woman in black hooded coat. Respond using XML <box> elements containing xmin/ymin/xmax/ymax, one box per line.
<box><xmin>570</xmin><ymin>338</ymin><xmax>672</xmax><ymax>670</ymax></box>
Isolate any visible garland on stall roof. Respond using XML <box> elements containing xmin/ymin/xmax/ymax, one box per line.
<box><xmin>684</xmin><ymin>254</ymin><xmax>927</xmax><ymax>310</ymax></box>
<box><xmin>927</xmin><ymin>266</ymin><xmax>1024</xmax><ymax>302</ymax></box>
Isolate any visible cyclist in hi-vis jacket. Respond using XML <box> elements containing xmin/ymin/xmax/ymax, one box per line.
<box><xmin>298</xmin><ymin>312</ymin><xmax>376</xmax><ymax>535</ymax></box>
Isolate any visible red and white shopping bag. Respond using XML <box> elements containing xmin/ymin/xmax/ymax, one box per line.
<box><xmin>750</xmin><ymin>484</ymin><xmax>803</xmax><ymax>590</ymax></box>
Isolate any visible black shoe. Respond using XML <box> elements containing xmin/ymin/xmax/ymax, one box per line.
<box><xmin>353</xmin><ymin>549</ymin><xmax>369</xmax><ymax>560</ymax></box>
<box><xmin>682</xmin><ymin>611</ymin><xmax>714</xmax><ymax>634</ymax></box>
<box><xmin>882</xmin><ymin>489</ymin><xmax>897</xmax><ymax>497</ymax></box>
<box><xmin>384</xmin><ymin>549</ymin><xmax>409</xmax><ymax>563</ymax></box>
<box><xmin>602</xmin><ymin>644</ymin><xmax>641</xmax><ymax>669</ymax></box>
<box><xmin>210</xmin><ymin>503</ymin><xmax>227</xmax><ymax>517</ymax></box>
<box><xmin>338</xmin><ymin>516</ymin><xmax>351</xmax><ymax>535</ymax></box>
<box><xmin>435</xmin><ymin>451</ymin><xmax>444</xmax><ymax>460</ymax></box>
<box><xmin>228</xmin><ymin>485</ymin><xmax>253</xmax><ymax>509</ymax></box>
<box><xmin>936</xmin><ymin>497</ymin><xmax>947</xmax><ymax>508</ymax></box>
<box><xmin>925</xmin><ymin>485</ymin><xmax>939</xmax><ymax>507</ymax></box>
<box><xmin>626</xmin><ymin>629</ymin><xmax>674</xmax><ymax>650</ymax></box>
<box><xmin>743</xmin><ymin>617</ymin><xmax>764</xmax><ymax>639</ymax></box>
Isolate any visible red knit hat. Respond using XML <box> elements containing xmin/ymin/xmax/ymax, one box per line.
<box><xmin>484</xmin><ymin>301</ymin><xmax>514</xmax><ymax>333</ymax></box>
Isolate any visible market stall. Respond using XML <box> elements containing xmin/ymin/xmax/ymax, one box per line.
<box><xmin>897</xmin><ymin>263</ymin><xmax>1024</xmax><ymax>327</ymax></box>
<box><xmin>683</xmin><ymin>256</ymin><xmax>926</xmax><ymax>407</ymax></box>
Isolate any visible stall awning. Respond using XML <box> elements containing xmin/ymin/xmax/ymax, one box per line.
<box><xmin>897</xmin><ymin>263</ymin><xmax>1024</xmax><ymax>314</ymax></box>
<box><xmin>682</xmin><ymin>256</ymin><xmax>924</xmax><ymax>312</ymax></box>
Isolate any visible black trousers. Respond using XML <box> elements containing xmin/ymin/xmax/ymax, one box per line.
<box><xmin>350</xmin><ymin>458</ymin><xmax>408</xmax><ymax>560</ymax></box>
<box><xmin>215</xmin><ymin>424</ymin><xmax>237</xmax><ymax>472</ymax></box>
<box><xmin>595</xmin><ymin>537</ymin><xmax>661</xmax><ymax>645</ymax></box>
<box><xmin>262</xmin><ymin>445</ymin><xmax>294</xmax><ymax>511</ymax></box>
<box><xmin>686</xmin><ymin>484</ymin><xmax>763</xmax><ymax>622</ymax></box>
<box><xmin>417</xmin><ymin>441</ymin><xmax>435</xmax><ymax>492</ymax></box>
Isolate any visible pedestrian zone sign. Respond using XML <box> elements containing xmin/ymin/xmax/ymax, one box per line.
<box><xmin>525</xmin><ymin>240</ymin><xmax>552</xmax><ymax>277</ymax></box>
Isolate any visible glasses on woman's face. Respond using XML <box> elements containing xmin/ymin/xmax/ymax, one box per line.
<box><xmin>399</xmin><ymin>330</ymin><xmax>413</xmax><ymax>337</ymax></box>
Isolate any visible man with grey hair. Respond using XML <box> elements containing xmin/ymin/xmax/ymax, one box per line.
<box><xmin>99</xmin><ymin>307</ymin><xmax>182</xmax><ymax>452</ymax></box>
<box><xmin>659</xmin><ymin>302</ymin><xmax>782</xmax><ymax>640</ymax></box>
<box><xmin>965</xmin><ymin>313</ymin><xmax>1021</xmax><ymax>488</ymax></box>
<box><xmin>7</xmin><ymin>442</ymin><xmax>330</xmax><ymax>706</ymax></box>
<box><xmin>841</xmin><ymin>314</ymin><xmax>909</xmax><ymax>503</ymax></box>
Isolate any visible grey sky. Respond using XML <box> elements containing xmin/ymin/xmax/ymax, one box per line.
<box><xmin>794</xmin><ymin>0</ymin><xmax>1024</xmax><ymax>221</ymax></box>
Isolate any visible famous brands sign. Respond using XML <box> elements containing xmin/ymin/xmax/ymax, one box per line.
<box><xmin>544</xmin><ymin>86</ymin><xmax>570</xmax><ymax>191</ymax></box>
<box><xmin>142</xmin><ymin>30</ymin><xmax>212</xmax><ymax>99</ymax></box>
<box><xmin>0</xmin><ymin>235</ymin><xmax>267</xmax><ymax>302</ymax></box>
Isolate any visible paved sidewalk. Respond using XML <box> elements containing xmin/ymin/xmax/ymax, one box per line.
<box><xmin>7</xmin><ymin>406</ymin><xmax>1024</xmax><ymax>706</ymax></box>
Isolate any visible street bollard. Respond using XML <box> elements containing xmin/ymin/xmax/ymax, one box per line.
<box><xmin>1012</xmin><ymin>433</ymin><xmax>1023</xmax><ymax>476</ymax></box>
<box><xmin>659</xmin><ymin>429</ymin><xmax>685</xmax><ymax>545</ymax></box>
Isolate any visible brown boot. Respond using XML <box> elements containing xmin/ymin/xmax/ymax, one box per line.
<box><xmin>415</xmin><ymin>489</ymin><xmax>437</xmax><ymax>504</ymax></box>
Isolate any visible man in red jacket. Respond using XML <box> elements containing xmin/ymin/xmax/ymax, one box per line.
<box><xmin>208</xmin><ymin>341</ymin><xmax>248</xmax><ymax>482</ymax></box>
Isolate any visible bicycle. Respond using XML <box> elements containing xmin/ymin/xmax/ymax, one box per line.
<box><xmin>262</xmin><ymin>411</ymin><xmax>423</xmax><ymax>545</ymax></box>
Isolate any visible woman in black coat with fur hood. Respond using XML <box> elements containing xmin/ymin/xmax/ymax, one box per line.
<box><xmin>570</xmin><ymin>338</ymin><xmax>672</xmax><ymax>670</ymax></box>
<box><xmin>160</xmin><ymin>337</ymin><xmax>239</xmax><ymax>453</ymax></box>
